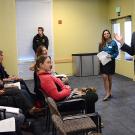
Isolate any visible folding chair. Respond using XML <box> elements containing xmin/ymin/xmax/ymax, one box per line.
<box><xmin>47</xmin><ymin>97</ymin><xmax>102</xmax><ymax>135</ymax></box>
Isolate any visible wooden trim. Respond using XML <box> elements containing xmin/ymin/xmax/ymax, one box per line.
<box><xmin>54</xmin><ymin>57</ymin><xmax>72</xmax><ymax>64</ymax></box>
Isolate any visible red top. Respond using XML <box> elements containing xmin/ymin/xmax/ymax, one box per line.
<box><xmin>38</xmin><ymin>72</ymin><xmax>71</xmax><ymax>101</ymax></box>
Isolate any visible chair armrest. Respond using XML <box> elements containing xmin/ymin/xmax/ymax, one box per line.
<box><xmin>63</xmin><ymin>112</ymin><xmax>102</xmax><ymax>133</ymax></box>
<box><xmin>63</xmin><ymin>112</ymin><xmax>99</xmax><ymax>120</ymax></box>
<box><xmin>0</xmin><ymin>108</ymin><xmax>6</xmax><ymax>112</ymax></box>
<box><xmin>39</xmin><ymin>88</ymin><xmax>85</xmax><ymax>105</ymax></box>
<box><xmin>57</xmin><ymin>98</ymin><xmax>86</xmax><ymax>114</ymax></box>
<box><xmin>57</xmin><ymin>98</ymin><xmax>85</xmax><ymax>105</ymax></box>
<box><xmin>0</xmin><ymin>109</ymin><xmax>6</xmax><ymax>120</ymax></box>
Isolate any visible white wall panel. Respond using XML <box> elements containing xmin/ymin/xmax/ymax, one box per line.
<box><xmin>16</xmin><ymin>0</ymin><xmax>53</xmax><ymax>79</ymax></box>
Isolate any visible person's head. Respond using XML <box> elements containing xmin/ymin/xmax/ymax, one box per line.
<box><xmin>0</xmin><ymin>50</ymin><xmax>3</xmax><ymax>64</ymax></box>
<box><xmin>38</xmin><ymin>27</ymin><xmax>44</xmax><ymax>36</ymax></box>
<box><xmin>35</xmin><ymin>55</ymin><xmax>52</xmax><ymax>72</ymax></box>
<box><xmin>36</xmin><ymin>45</ymin><xmax>48</xmax><ymax>57</ymax></box>
<box><xmin>102</xmin><ymin>29</ymin><xmax>112</xmax><ymax>41</ymax></box>
<box><xmin>99</xmin><ymin>29</ymin><xmax>112</xmax><ymax>49</ymax></box>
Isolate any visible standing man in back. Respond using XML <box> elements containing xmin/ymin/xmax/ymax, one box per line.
<box><xmin>33</xmin><ymin>27</ymin><xmax>49</xmax><ymax>53</ymax></box>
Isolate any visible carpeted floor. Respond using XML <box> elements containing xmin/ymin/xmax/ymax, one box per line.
<box><xmin>25</xmin><ymin>74</ymin><xmax>135</xmax><ymax>135</ymax></box>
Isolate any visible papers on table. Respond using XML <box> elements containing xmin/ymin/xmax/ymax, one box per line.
<box><xmin>4</xmin><ymin>82</ymin><xmax>21</xmax><ymax>89</ymax></box>
<box><xmin>0</xmin><ymin>106</ymin><xmax>19</xmax><ymax>114</ymax></box>
<box><xmin>97</xmin><ymin>51</ymin><xmax>112</xmax><ymax>65</ymax></box>
<box><xmin>0</xmin><ymin>117</ymin><xmax>15</xmax><ymax>132</ymax></box>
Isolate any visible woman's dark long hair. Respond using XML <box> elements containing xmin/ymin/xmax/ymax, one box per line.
<box><xmin>35</xmin><ymin>55</ymin><xmax>49</xmax><ymax>72</ymax></box>
<box><xmin>99</xmin><ymin>29</ymin><xmax>112</xmax><ymax>50</ymax></box>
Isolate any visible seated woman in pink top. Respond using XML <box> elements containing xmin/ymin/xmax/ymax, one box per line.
<box><xmin>35</xmin><ymin>56</ymin><xmax>70</xmax><ymax>101</ymax></box>
<box><xmin>35</xmin><ymin>55</ymin><xmax>98</xmax><ymax>113</ymax></box>
<box><xmin>31</xmin><ymin>46</ymin><xmax>68</xmax><ymax>107</ymax></box>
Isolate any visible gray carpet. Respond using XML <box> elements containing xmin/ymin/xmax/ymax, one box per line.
<box><xmin>25</xmin><ymin>74</ymin><xmax>135</xmax><ymax>135</ymax></box>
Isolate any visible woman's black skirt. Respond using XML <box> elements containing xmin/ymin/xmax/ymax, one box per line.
<box><xmin>100</xmin><ymin>59</ymin><xmax>115</xmax><ymax>75</ymax></box>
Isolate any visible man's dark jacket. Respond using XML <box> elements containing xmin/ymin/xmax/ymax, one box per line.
<box><xmin>33</xmin><ymin>34</ymin><xmax>49</xmax><ymax>53</ymax></box>
<box><xmin>121</xmin><ymin>32</ymin><xmax>135</xmax><ymax>56</ymax></box>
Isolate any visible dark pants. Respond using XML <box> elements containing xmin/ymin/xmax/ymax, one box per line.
<box><xmin>0</xmin><ymin>88</ymin><xmax>33</xmax><ymax>114</ymax></box>
<box><xmin>58</xmin><ymin>92</ymin><xmax>98</xmax><ymax>114</ymax></box>
<box><xmin>81</xmin><ymin>91</ymin><xmax>98</xmax><ymax>113</ymax></box>
<box><xmin>14</xmin><ymin>79</ymin><xmax>31</xmax><ymax>95</ymax></box>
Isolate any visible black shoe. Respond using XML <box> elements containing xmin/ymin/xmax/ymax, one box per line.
<box><xmin>21</xmin><ymin>122</ymin><xmax>32</xmax><ymax>131</ymax></box>
<box><xmin>108</xmin><ymin>95</ymin><xmax>112</xmax><ymax>98</ymax></box>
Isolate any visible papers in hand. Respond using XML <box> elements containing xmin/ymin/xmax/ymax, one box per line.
<box><xmin>0</xmin><ymin>106</ymin><xmax>19</xmax><ymax>114</ymax></box>
<box><xmin>0</xmin><ymin>117</ymin><xmax>15</xmax><ymax>132</ymax></box>
<box><xmin>4</xmin><ymin>82</ymin><xmax>21</xmax><ymax>89</ymax></box>
<box><xmin>55</xmin><ymin>74</ymin><xmax>67</xmax><ymax>78</ymax></box>
<box><xmin>97</xmin><ymin>51</ymin><xmax>112</xmax><ymax>65</ymax></box>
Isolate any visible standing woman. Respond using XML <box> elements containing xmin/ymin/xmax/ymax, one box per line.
<box><xmin>99</xmin><ymin>30</ymin><xmax>119</xmax><ymax>101</ymax></box>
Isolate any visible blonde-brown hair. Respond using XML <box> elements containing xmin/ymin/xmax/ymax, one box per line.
<box><xmin>35</xmin><ymin>55</ymin><xmax>50</xmax><ymax>72</ymax></box>
<box><xmin>99</xmin><ymin>29</ymin><xmax>112</xmax><ymax>50</ymax></box>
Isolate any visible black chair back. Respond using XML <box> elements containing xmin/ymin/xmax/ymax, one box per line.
<box><xmin>34</xmin><ymin>71</ymin><xmax>46</xmax><ymax>104</ymax></box>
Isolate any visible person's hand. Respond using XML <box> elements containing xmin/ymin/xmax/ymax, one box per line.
<box><xmin>10</xmin><ymin>76</ymin><xmax>21</xmax><ymax>81</ymax></box>
<box><xmin>0</xmin><ymin>89</ymin><xmax>5</xmax><ymax>95</ymax></box>
<box><xmin>62</xmin><ymin>77</ymin><xmax>69</xmax><ymax>85</ymax></box>
<box><xmin>106</xmin><ymin>54</ymin><xmax>112</xmax><ymax>58</ymax></box>
<box><xmin>3</xmin><ymin>78</ymin><xmax>12</xmax><ymax>82</ymax></box>
<box><xmin>65</xmin><ymin>85</ymin><xmax>71</xmax><ymax>91</ymax></box>
<box><xmin>72</xmin><ymin>88</ymin><xmax>85</xmax><ymax>96</ymax></box>
<box><xmin>0</xmin><ymin>80</ymin><xmax>3</xmax><ymax>84</ymax></box>
<box><xmin>14</xmin><ymin>77</ymin><xmax>21</xmax><ymax>81</ymax></box>
<box><xmin>29</xmin><ymin>63</ymin><xmax>35</xmax><ymax>71</ymax></box>
<box><xmin>72</xmin><ymin>88</ymin><xmax>79</xmax><ymax>92</ymax></box>
<box><xmin>114</xmin><ymin>33</ymin><xmax>124</xmax><ymax>45</ymax></box>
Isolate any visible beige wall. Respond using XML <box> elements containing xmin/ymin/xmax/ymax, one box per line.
<box><xmin>53</xmin><ymin>0</ymin><xmax>109</xmax><ymax>75</ymax></box>
<box><xmin>0</xmin><ymin>0</ymin><xmax>18</xmax><ymax>76</ymax></box>
<box><xmin>108</xmin><ymin>0</ymin><xmax>135</xmax><ymax>79</ymax></box>
<box><xmin>1</xmin><ymin>0</ymin><xmax>135</xmax><ymax>78</ymax></box>
<box><xmin>108</xmin><ymin>0</ymin><xmax>134</xmax><ymax>19</ymax></box>
<box><xmin>0</xmin><ymin>0</ymin><xmax>110</xmax><ymax>76</ymax></box>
